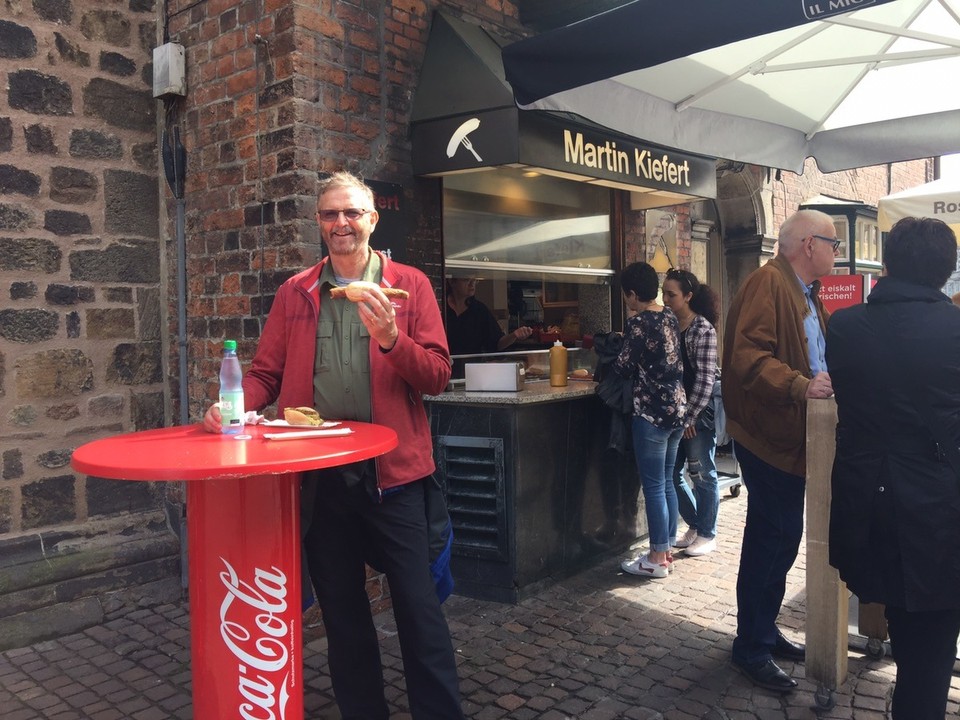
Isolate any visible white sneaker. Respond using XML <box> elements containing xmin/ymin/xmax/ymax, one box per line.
<box><xmin>673</xmin><ymin>527</ymin><xmax>698</xmax><ymax>548</ymax></box>
<box><xmin>684</xmin><ymin>536</ymin><xmax>717</xmax><ymax>557</ymax></box>
<box><xmin>620</xmin><ymin>554</ymin><xmax>669</xmax><ymax>579</ymax></box>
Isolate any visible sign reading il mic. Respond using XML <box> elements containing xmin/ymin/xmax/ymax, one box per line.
<box><xmin>803</xmin><ymin>0</ymin><xmax>879</xmax><ymax>20</ymax></box>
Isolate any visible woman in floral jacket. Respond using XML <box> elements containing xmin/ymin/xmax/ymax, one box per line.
<box><xmin>616</xmin><ymin>262</ymin><xmax>687</xmax><ymax>579</ymax></box>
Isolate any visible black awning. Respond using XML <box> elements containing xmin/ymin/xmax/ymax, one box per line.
<box><xmin>410</xmin><ymin>12</ymin><xmax>515</xmax><ymax>125</ymax></box>
<box><xmin>411</xmin><ymin>12</ymin><xmax>716</xmax><ymax>202</ymax></box>
<box><xmin>501</xmin><ymin>0</ymin><xmax>903</xmax><ymax>106</ymax></box>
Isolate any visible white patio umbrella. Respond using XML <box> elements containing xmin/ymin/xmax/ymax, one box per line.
<box><xmin>877</xmin><ymin>176</ymin><xmax>960</xmax><ymax>239</ymax></box>
<box><xmin>502</xmin><ymin>0</ymin><xmax>960</xmax><ymax>173</ymax></box>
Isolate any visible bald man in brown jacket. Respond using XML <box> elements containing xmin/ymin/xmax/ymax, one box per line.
<box><xmin>722</xmin><ymin>209</ymin><xmax>838</xmax><ymax>692</ymax></box>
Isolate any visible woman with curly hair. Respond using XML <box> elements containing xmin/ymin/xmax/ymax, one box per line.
<box><xmin>662</xmin><ymin>268</ymin><xmax>721</xmax><ymax>557</ymax></box>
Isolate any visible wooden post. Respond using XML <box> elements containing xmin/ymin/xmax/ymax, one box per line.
<box><xmin>858</xmin><ymin>602</ymin><xmax>888</xmax><ymax>642</ymax></box>
<box><xmin>805</xmin><ymin>398</ymin><xmax>848</xmax><ymax>690</ymax></box>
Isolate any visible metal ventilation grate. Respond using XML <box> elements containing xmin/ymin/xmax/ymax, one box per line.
<box><xmin>435</xmin><ymin>436</ymin><xmax>506</xmax><ymax>560</ymax></box>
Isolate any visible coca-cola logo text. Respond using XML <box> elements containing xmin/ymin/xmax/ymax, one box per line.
<box><xmin>219</xmin><ymin>558</ymin><xmax>293</xmax><ymax>720</ymax></box>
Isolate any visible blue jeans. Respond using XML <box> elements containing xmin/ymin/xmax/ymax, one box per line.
<box><xmin>731</xmin><ymin>442</ymin><xmax>805</xmax><ymax>665</ymax></box>
<box><xmin>673</xmin><ymin>409</ymin><xmax>719</xmax><ymax>539</ymax></box>
<box><xmin>632</xmin><ymin>416</ymin><xmax>683</xmax><ymax>553</ymax></box>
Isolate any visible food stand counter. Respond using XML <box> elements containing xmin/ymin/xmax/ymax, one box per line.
<box><xmin>424</xmin><ymin>371</ymin><xmax>643</xmax><ymax>603</ymax></box>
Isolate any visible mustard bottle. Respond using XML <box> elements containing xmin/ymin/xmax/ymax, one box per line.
<box><xmin>549</xmin><ymin>340</ymin><xmax>568</xmax><ymax>387</ymax></box>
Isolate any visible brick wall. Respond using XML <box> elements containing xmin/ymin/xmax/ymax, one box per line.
<box><xmin>166</xmin><ymin>1</ymin><xmax>524</xmax><ymax>421</ymax></box>
<box><xmin>772</xmin><ymin>158</ymin><xmax>932</xmax><ymax>235</ymax></box>
<box><xmin>163</xmin><ymin>0</ymin><xmax>525</xmax><ymax>610</ymax></box>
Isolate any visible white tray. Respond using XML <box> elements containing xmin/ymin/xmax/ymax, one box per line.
<box><xmin>261</xmin><ymin>419</ymin><xmax>342</xmax><ymax>429</ymax></box>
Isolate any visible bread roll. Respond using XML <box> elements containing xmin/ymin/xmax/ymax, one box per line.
<box><xmin>284</xmin><ymin>406</ymin><xmax>322</xmax><ymax>426</ymax></box>
<box><xmin>571</xmin><ymin>368</ymin><xmax>591</xmax><ymax>378</ymax></box>
<box><xmin>329</xmin><ymin>281</ymin><xmax>409</xmax><ymax>301</ymax></box>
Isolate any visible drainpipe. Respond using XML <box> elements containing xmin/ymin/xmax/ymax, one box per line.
<box><xmin>175</xmin><ymin>195</ymin><xmax>188</xmax><ymax>426</ymax></box>
<box><xmin>162</xmin><ymin>127</ymin><xmax>189</xmax><ymax>593</ymax></box>
<box><xmin>162</xmin><ymin>128</ymin><xmax>188</xmax><ymax>425</ymax></box>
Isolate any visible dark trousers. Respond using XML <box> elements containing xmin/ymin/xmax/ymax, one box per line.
<box><xmin>885</xmin><ymin>604</ymin><xmax>960</xmax><ymax>720</ymax></box>
<box><xmin>731</xmin><ymin>442</ymin><xmax>806</xmax><ymax>664</ymax></box>
<box><xmin>303</xmin><ymin>475</ymin><xmax>464</xmax><ymax>720</ymax></box>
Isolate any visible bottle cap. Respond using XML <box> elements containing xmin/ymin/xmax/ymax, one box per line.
<box><xmin>554</xmin><ymin>340</ymin><xmax>563</xmax><ymax>347</ymax></box>
<box><xmin>224</xmin><ymin>339</ymin><xmax>237</xmax><ymax>351</ymax></box>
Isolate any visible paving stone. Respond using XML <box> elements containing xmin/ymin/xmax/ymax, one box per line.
<box><xmin>3</xmin><ymin>493</ymin><xmax>960</xmax><ymax>719</ymax></box>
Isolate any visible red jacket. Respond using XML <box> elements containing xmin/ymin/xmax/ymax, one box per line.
<box><xmin>242</xmin><ymin>252</ymin><xmax>451</xmax><ymax>491</ymax></box>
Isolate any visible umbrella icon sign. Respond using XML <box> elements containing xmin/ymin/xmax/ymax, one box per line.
<box><xmin>446</xmin><ymin>118</ymin><xmax>483</xmax><ymax>162</ymax></box>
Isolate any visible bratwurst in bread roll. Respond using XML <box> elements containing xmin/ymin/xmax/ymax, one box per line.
<box><xmin>329</xmin><ymin>280</ymin><xmax>409</xmax><ymax>302</ymax></box>
<box><xmin>284</xmin><ymin>406</ymin><xmax>323</xmax><ymax>426</ymax></box>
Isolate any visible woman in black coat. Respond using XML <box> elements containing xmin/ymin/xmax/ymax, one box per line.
<box><xmin>826</xmin><ymin>217</ymin><xmax>960</xmax><ymax>719</ymax></box>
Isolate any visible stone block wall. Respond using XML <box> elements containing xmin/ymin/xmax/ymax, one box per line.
<box><xmin>0</xmin><ymin>0</ymin><xmax>175</xmax><ymax>639</ymax></box>
<box><xmin>1</xmin><ymin>0</ymin><xmax>162</xmax><ymax>531</ymax></box>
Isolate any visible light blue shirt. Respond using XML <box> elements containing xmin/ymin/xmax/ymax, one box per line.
<box><xmin>797</xmin><ymin>274</ymin><xmax>826</xmax><ymax>374</ymax></box>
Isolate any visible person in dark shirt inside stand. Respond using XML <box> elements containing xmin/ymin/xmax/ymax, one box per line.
<box><xmin>444</xmin><ymin>277</ymin><xmax>532</xmax><ymax>377</ymax></box>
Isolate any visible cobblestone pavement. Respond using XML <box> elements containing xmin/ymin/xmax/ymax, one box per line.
<box><xmin>2</xmin><ymin>488</ymin><xmax>959</xmax><ymax>720</ymax></box>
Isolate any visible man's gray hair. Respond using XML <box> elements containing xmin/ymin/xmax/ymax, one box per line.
<box><xmin>778</xmin><ymin>209</ymin><xmax>834</xmax><ymax>256</ymax></box>
<box><xmin>317</xmin><ymin>171</ymin><xmax>375</xmax><ymax>207</ymax></box>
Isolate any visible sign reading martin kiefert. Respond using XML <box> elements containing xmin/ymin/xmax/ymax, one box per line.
<box><xmin>411</xmin><ymin>109</ymin><xmax>716</xmax><ymax>199</ymax></box>
<box><xmin>518</xmin><ymin>114</ymin><xmax>715</xmax><ymax>198</ymax></box>
<box><xmin>565</xmin><ymin>131</ymin><xmax>692</xmax><ymax>185</ymax></box>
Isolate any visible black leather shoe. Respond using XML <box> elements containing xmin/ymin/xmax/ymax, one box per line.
<box><xmin>772</xmin><ymin>629</ymin><xmax>805</xmax><ymax>661</ymax></box>
<box><xmin>732</xmin><ymin>658</ymin><xmax>798</xmax><ymax>693</ymax></box>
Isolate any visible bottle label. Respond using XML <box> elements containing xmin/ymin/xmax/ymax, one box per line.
<box><xmin>220</xmin><ymin>390</ymin><xmax>245</xmax><ymax>431</ymax></box>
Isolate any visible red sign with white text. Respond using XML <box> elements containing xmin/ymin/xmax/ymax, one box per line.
<box><xmin>819</xmin><ymin>274</ymin><xmax>864</xmax><ymax>314</ymax></box>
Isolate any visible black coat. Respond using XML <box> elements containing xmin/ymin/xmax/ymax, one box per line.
<box><xmin>593</xmin><ymin>331</ymin><xmax>633</xmax><ymax>454</ymax></box>
<box><xmin>826</xmin><ymin>276</ymin><xmax>960</xmax><ymax>611</ymax></box>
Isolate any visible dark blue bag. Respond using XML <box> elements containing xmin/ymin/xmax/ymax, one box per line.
<box><xmin>424</xmin><ymin>474</ymin><xmax>454</xmax><ymax>603</ymax></box>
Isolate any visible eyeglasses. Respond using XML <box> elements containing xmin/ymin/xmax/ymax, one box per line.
<box><xmin>812</xmin><ymin>234</ymin><xmax>841</xmax><ymax>252</ymax></box>
<box><xmin>317</xmin><ymin>208</ymin><xmax>372</xmax><ymax>223</ymax></box>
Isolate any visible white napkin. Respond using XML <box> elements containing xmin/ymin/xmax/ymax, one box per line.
<box><xmin>263</xmin><ymin>428</ymin><xmax>353</xmax><ymax>440</ymax></box>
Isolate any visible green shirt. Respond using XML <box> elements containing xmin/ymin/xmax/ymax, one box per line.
<box><xmin>314</xmin><ymin>254</ymin><xmax>382</xmax><ymax>422</ymax></box>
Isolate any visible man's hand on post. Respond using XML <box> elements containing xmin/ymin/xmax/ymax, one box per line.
<box><xmin>806</xmin><ymin>371</ymin><xmax>834</xmax><ymax>399</ymax></box>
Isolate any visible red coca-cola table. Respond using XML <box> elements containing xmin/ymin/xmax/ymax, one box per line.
<box><xmin>71</xmin><ymin>421</ymin><xmax>398</xmax><ymax>720</ymax></box>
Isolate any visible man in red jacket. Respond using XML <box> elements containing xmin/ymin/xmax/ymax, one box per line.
<box><xmin>204</xmin><ymin>171</ymin><xmax>462</xmax><ymax>720</ymax></box>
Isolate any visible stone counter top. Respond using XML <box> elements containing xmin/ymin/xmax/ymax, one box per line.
<box><xmin>423</xmin><ymin>380</ymin><xmax>597</xmax><ymax>405</ymax></box>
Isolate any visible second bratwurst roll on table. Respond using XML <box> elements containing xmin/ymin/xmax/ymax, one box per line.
<box><xmin>283</xmin><ymin>406</ymin><xmax>323</xmax><ymax>426</ymax></box>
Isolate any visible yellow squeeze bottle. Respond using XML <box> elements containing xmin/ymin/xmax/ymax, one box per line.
<box><xmin>549</xmin><ymin>340</ymin><xmax>568</xmax><ymax>387</ymax></box>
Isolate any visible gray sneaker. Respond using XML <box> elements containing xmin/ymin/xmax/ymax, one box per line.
<box><xmin>673</xmin><ymin>527</ymin><xmax>697</xmax><ymax>548</ymax></box>
<box><xmin>684</xmin><ymin>536</ymin><xmax>717</xmax><ymax>556</ymax></box>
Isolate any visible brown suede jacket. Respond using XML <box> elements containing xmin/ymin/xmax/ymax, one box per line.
<box><xmin>721</xmin><ymin>253</ymin><xmax>829</xmax><ymax>476</ymax></box>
